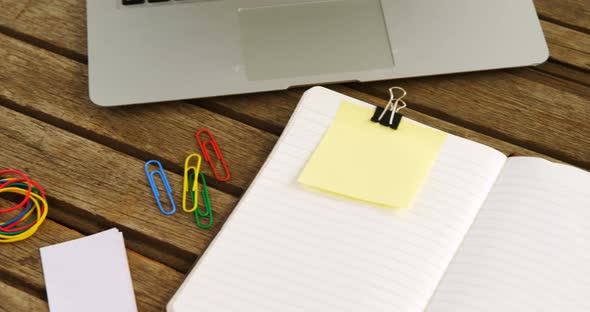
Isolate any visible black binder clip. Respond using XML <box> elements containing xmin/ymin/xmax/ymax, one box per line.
<box><xmin>371</xmin><ymin>87</ymin><xmax>407</xmax><ymax>130</ymax></box>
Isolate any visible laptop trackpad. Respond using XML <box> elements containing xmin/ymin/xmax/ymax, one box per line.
<box><xmin>238</xmin><ymin>0</ymin><xmax>394</xmax><ymax>81</ymax></box>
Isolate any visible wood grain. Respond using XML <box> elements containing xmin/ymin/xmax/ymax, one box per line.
<box><xmin>0</xmin><ymin>1</ymin><xmax>589</xmax><ymax>310</ymax></box>
<box><xmin>348</xmin><ymin>70</ymin><xmax>590</xmax><ymax>169</ymax></box>
<box><xmin>192</xmin><ymin>83</ymin><xmax>565</xmax><ymax>162</ymax></box>
<box><xmin>0</xmin><ymin>33</ymin><xmax>277</xmax><ymax>193</ymax></box>
<box><xmin>0</xmin><ymin>198</ymin><xmax>184</xmax><ymax>311</ymax></box>
<box><xmin>7</xmin><ymin>24</ymin><xmax>585</xmax><ymax>171</ymax></box>
<box><xmin>1</xmin><ymin>0</ymin><xmax>589</xmax><ymax>170</ymax></box>
<box><xmin>0</xmin><ymin>0</ymin><xmax>87</xmax><ymax>60</ymax></box>
<box><xmin>198</xmin><ymin>91</ymin><xmax>301</xmax><ymax>135</ymax></box>
<box><xmin>542</xmin><ymin>20</ymin><xmax>590</xmax><ymax>71</ymax></box>
<box><xmin>320</xmin><ymin>85</ymin><xmax>564</xmax><ymax>161</ymax></box>
<box><xmin>534</xmin><ymin>0</ymin><xmax>590</xmax><ymax>32</ymax></box>
<box><xmin>202</xmin><ymin>73</ymin><xmax>590</xmax><ymax>170</ymax></box>
<box><xmin>0</xmin><ymin>106</ymin><xmax>238</xmax><ymax>271</ymax></box>
<box><xmin>0</xmin><ymin>282</ymin><xmax>47</xmax><ymax>312</ymax></box>
<box><xmin>535</xmin><ymin>61</ymin><xmax>590</xmax><ymax>86</ymax></box>
<box><xmin>0</xmin><ymin>88</ymin><xmax>566</xmax><ymax>312</ymax></box>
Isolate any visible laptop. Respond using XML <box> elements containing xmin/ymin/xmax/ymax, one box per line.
<box><xmin>86</xmin><ymin>0</ymin><xmax>548</xmax><ymax>106</ymax></box>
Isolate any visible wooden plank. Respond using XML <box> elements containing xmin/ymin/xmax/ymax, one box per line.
<box><xmin>312</xmin><ymin>85</ymin><xmax>564</xmax><ymax>162</ymax></box>
<box><xmin>0</xmin><ymin>0</ymin><xmax>87</xmax><ymax>59</ymax></box>
<box><xmin>535</xmin><ymin>61</ymin><xmax>590</xmax><ymax>87</ymax></box>
<box><xmin>0</xmin><ymin>105</ymin><xmax>238</xmax><ymax>271</ymax></box>
<box><xmin>0</xmin><ymin>33</ymin><xmax>277</xmax><ymax>193</ymax></box>
<box><xmin>347</xmin><ymin>69</ymin><xmax>590</xmax><ymax>170</ymax></box>
<box><xmin>534</xmin><ymin>0</ymin><xmax>590</xmax><ymax>32</ymax></box>
<box><xmin>197</xmin><ymin>83</ymin><xmax>565</xmax><ymax>162</ymax></box>
<box><xmin>1</xmin><ymin>0</ymin><xmax>589</xmax><ymax>170</ymax></box>
<box><xmin>541</xmin><ymin>20</ymin><xmax>590</xmax><ymax>71</ymax></box>
<box><xmin>0</xmin><ymin>198</ymin><xmax>184</xmax><ymax>311</ymax></box>
<box><xmin>207</xmin><ymin>71</ymin><xmax>590</xmax><ymax>170</ymax></box>
<box><xmin>0</xmin><ymin>84</ymin><xmax>569</xmax><ymax>312</ymax></box>
<box><xmin>197</xmin><ymin>91</ymin><xmax>301</xmax><ymax>135</ymax></box>
<box><xmin>0</xmin><ymin>282</ymin><xmax>47</xmax><ymax>312</ymax></box>
<box><xmin>5</xmin><ymin>25</ymin><xmax>586</xmax><ymax>174</ymax></box>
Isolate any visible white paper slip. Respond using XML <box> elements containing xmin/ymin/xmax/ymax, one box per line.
<box><xmin>40</xmin><ymin>228</ymin><xmax>138</xmax><ymax>312</ymax></box>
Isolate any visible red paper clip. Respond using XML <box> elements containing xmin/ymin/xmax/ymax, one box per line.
<box><xmin>196</xmin><ymin>129</ymin><xmax>231</xmax><ymax>182</ymax></box>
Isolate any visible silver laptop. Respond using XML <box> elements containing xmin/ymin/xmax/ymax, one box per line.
<box><xmin>86</xmin><ymin>0</ymin><xmax>548</xmax><ymax>106</ymax></box>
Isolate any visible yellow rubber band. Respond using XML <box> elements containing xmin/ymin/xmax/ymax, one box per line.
<box><xmin>0</xmin><ymin>187</ymin><xmax>48</xmax><ymax>243</ymax></box>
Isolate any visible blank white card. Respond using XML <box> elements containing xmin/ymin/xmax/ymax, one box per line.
<box><xmin>40</xmin><ymin>228</ymin><xmax>137</xmax><ymax>312</ymax></box>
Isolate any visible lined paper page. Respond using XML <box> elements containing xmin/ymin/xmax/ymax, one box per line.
<box><xmin>426</xmin><ymin>157</ymin><xmax>590</xmax><ymax>312</ymax></box>
<box><xmin>169</xmin><ymin>87</ymin><xmax>506</xmax><ymax>312</ymax></box>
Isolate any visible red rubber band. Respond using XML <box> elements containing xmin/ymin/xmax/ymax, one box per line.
<box><xmin>0</xmin><ymin>170</ymin><xmax>33</xmax><ymax>213</ymax></box>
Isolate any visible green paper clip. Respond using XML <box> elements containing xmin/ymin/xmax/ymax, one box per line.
<box><xmin>189</xmin><ymin>171</ymin><xmax>214</xmax><ymax>229</ymax></box>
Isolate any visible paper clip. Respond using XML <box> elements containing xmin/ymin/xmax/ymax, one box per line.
<box><xmin>182</xmin><ymin>154</ymin><xmax>202</xmax><ymax>213</ymax></box>
<box><xmin>196</xmin><ymin>129</ymin><xmax>231</xmax><ymax>182</ymax></box>
<box><xmin>144</xmin><ymin>160</ymin><xmax>176</xmax><ymax>215</ymax></box>
<box><xmin>371</xmin><ymin>87</ymin><xmax>408</xmax><ymax>129</ymax></box>
<box><xmin>188</xmin><ymin>171</ymin><xmax>214</xmax><ymax>229</ymax></box>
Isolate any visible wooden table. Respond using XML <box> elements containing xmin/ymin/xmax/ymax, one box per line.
<box><xmin>0</xmin><ymin>1</ymin><xmax>588</xmax><ymax>311</ymax></box>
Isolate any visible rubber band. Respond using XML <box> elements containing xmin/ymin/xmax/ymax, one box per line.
<box><xmin>0</xmin><ymin>170</ymin><xmax>48</xmax><ymax>243</ymax></box>
<box><xmin>0</xmin><ymin>181</ymin><xmax>43</xmax><ymax>231</ymax></box>
<box><xmin>0</xmin><ymin>183</ymin><xmax>39</xmax><ymax>232</ymax></box>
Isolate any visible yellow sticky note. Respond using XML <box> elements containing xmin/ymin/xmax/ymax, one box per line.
<box><xmin>298</xmin><ymin>101</ymin><xmax>447</xmax><ymax>208</ymax></box>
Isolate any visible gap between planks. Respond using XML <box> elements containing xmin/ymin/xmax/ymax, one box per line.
<box><xmin>538</xmin><ymin>14</ymin><xmax>590</xmax><ymax>36</ymax></box>
<box><xmin>0</xmin><ymin>64</ymin><xmax>573</xmax><ymax>274</ymax></box>
<box><xmin>0</xmin><ymin>196</ymin><xmax>187</xmax><ymax>311</ymax></box>
<box><xmin>0</xmin><ymin>78</ymin><xmax>568</xmax><ymax>303</ymax></box>
<box><xmin>0</xmin><ymin>168</ymin><xmax>212</xmax><ymax>273</ymax></box>
<box><xmin>0</xmin><ymin>2</ymin><xmax>588</xmax><ymax>254</ymax></box>
<box><xmin>0</xmin><ymin>270</ymin><xmax>47</xmax><ymax>303</ymax></box>
<box><xmin>1</xmin><ymin>44</ymin><xmax>587</xmax><ymax>174</ymax></box>
<box><xmin>0</xmin><ymin>25</ymin><xmax>87</xmax><ymax>65</ymax></box>
<box><xmin>0</xmin><ymin>96</ymin><xmax>244</xmax><ymax>198</ymax></box>
<box><xmin>0</xmin><ymin>105</ymin><xmax>241</xmax><ymax>274</ymax></box>
<box><xmin>1</xmin><ymin>14</ymin><xmax>589</xmax><ymax>160</ymax></box>
<box><xmin>1</xmin><ymin>17</ymin><xmax>588</xmax><ymax>157</ymax></box>
<box><xmin>533</xmin><ymin>61</ymin><xmax>590</xmax><ymax>87</ymax></box>
<box><xmin>1</xmin><ymin>6</ymin><xmax>586</xmax><ymax>308</ymax></box>
<box><xmin>0</xmin><ymin>280</ymin><xmax>48</xmax><ymax>312</ymax></box>
<box><xmin>345</xmin><ymin>83</ymin><xmax>590</xmax><ymax>171</ymax></box>
<box><xmin>1</xmin><ymin>38</ymin><xmax>588</xmax><ymax>176</ymax></box>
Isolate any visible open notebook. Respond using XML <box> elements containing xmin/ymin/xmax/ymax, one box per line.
<box><xmin>168</xmin><ymin>87</ymin><xmax>590</xmax><ymax>311</ymax></box>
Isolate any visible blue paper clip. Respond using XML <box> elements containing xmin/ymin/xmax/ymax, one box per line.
<box><xmin>144</xmin><ymin>160</ymin><xmax>177</xmax><ymax>215</ymax></box>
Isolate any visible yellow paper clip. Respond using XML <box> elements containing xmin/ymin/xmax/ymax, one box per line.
<box><xmin>183</xmin><ymin>154</ymin><xmax>202</xmax><ymax>212</ymax></box>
